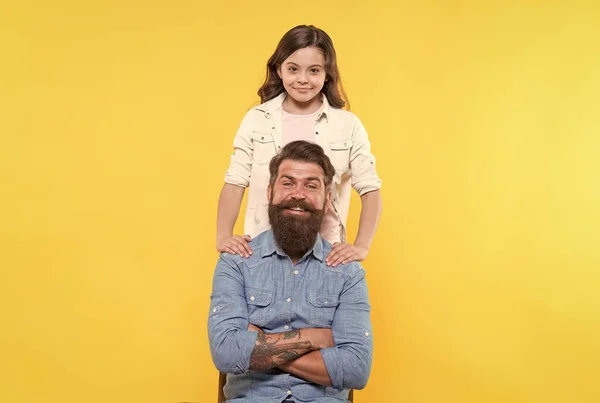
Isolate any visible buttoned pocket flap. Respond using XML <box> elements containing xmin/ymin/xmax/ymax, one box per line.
<box><xmin>309</xmin><ymin>294</ymin><xmax>340</xmax><ymax>308</ymax></box>
<box><xmin>250</xmin><ymin>131</ymin><xmax>274</xmax><ymax>144</ymax></box>
<box><xmin>246</xmin><ymin>288</ymin><xmax>272</xmax><ymax>306</ymax></box>
<box><xmin>330</xmin><ymin>139</ymin><xmax>352</xmax><ymax>151</ymax></box>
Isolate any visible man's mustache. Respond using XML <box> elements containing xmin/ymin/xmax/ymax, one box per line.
<box><xmin>272</xmin><ymin>199</ymin><xmax>319</xmax><ymax>214</ymax></box>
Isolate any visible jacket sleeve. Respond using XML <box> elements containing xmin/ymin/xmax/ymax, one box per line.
<box><xmin>224</xmin><ymin>111</ymin><xmax>255</xmax><ymax>188</ymax></box>
<box><xmin>208</xmin><ymin>254</ymin><xmax>258</xmax><ymax>374</ymax></box>
<box><xmin>320</xmin><ymin>266</ymin><xmax>373</xmax><ymax>390</ymax></box>
<box><xmin>349</xmin><ymin>116</ymin><xmax>382</xmax><ymax>196</ymax></box>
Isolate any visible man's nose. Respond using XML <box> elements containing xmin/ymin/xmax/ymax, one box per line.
<box><xmin>290</xmin><ymin>190</ymin><xmax>306</xmax><ymax>199</ymax></box>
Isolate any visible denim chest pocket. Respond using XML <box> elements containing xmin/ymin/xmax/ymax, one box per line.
<box><xmin>329</xmin><ymin>139</ymin><xmax>352</xmax><ymax>174</ymax></box>
<box><xmin>308</xmin><ymin>293</ymin><xmax>340</xmax><ymax>327</ymax></box>
<box><xmin>246</xmin><ymin>287</ymin><xmax>272</xmax><ymax>327</ymax></box>
<box><xmin>250</xmin><ymin>131</ymin><xmax>276</xmax><ymax>164</ymax></box>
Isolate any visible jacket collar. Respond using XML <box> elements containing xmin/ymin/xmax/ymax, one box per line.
<box><xmin>255</xmin><ymin>92</ymin><xmax>331</xmax><ymax>122</ymax></box>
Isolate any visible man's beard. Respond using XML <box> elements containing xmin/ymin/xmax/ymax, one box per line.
<box><xmin>268</xmin><ymin>198</ymin><xmax>325</xmax><ymax>256</ymax></box>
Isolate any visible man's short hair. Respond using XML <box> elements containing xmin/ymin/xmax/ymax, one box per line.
<box><xmin>269</xmin><ymin>141</ymin><xmax>336</xmax><ymax>188</ymax></box>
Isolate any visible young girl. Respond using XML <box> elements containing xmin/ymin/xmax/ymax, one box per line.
<box><xmin>216</xmin><ymin>25</ymin><xmax>382</xmax><ymax>267</ymax></box>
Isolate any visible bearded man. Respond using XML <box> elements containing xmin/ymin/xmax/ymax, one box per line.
<box><xmin>208</xmin><ymin>141</ymin><xmax>373</xmax><ymax>403</ymax></box>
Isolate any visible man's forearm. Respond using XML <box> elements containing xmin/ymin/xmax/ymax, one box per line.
<box><xmin>249</xmin><ymin>328</ymin><xmax>332</xmax><ymax>372</ymax></box>
<box><xmin>277</xmin><ymin>351</ymin><xmax>332</xmax><ymax>387</ymax></box>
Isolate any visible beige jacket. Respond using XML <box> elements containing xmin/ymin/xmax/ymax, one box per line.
<box><xmin>224</xmin><ymin>93</ymin><xmax>382</xmax><ymax>241</ymax></box>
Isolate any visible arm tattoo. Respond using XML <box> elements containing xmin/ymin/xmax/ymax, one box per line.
<box><xmin>250</xmin><ymin>330</ymin><xmax>312</xmax><ymax>371</ymax></box>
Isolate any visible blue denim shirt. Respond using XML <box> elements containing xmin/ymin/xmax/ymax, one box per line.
<box><xmin>208</xmin><ymin>230</ymin><xmax>373</xmax><ymax>403</ymax></box>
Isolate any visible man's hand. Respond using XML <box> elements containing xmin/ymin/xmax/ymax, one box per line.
<box><xmin>325</xmin><ymin>242</ymin><xmax>369</xmax><ymax>267</ymax></box>
<box><xmin>217</xmin><ymin>234</ymin><xmax>253</xmax><ymax>258</ymax></box>
<box><xmin>248</xmin><ymin>323</ymin><xmax>263</xmax><ymax>333</ymax></box>
<box><xmin>309</xmin><ymin>328</ymin><xmax>335</xmax><ymax>350</ymax></box>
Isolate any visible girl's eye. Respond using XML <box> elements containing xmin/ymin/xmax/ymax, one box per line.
<box><xmin>310</xmin><ymin>68</ymin><xmax>320</xmax><ymax>74</ymax></box>
<box><xmin>289</xmin><ymin>67</ymin><xmax>297</xmax><ymax>72</ymax></box>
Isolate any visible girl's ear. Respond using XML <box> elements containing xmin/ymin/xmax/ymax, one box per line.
<box><xmin>276</xmin><ymin>64</ymin><xmax>282</xmax><ymax>79</ymax></box>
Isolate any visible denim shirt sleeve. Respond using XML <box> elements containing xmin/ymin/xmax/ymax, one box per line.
<box><xmin>208</xmin><ymin>253</ymin><xmax>258</xmax><ymax>374</ymax></box>
<box><xmin>320</xmin><ymin>265</ymin><xmax>373</xmax><ymax>390</ymax></box>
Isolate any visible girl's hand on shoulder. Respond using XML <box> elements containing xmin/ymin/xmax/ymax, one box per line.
<box><xmin>217</xmin><ymin>234</ymin><xmax>253</xmax><ymax>258</ymax></box>
<box><xmin>325</xmin><ymin>242</ymin><xmax>368</xmax><ymax>267</ymax></box>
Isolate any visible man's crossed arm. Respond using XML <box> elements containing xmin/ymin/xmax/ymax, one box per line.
<box><xmin>247</xmin><ymin>323</ymin><xmax>333</xmax><ymax>386</ymax></box>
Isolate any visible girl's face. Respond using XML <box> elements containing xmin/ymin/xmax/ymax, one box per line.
<box><xmin>277</xmin><ymin>46</ymin><xmax>327</xmax><ymax>112</ymax></box>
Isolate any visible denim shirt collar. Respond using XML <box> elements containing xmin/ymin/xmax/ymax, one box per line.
<box><xmin>260</xmin><ymin>230</ymin><xmax>325</xmax><ymax>262</ymax></box>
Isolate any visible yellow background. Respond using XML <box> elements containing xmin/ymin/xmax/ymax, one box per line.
<box><xmin>1</xmin><ymin>1</ymin><xmax>599</xmax><ymax>402</ymax></box>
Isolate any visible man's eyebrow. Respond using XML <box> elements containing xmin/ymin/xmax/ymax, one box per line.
<box><xmin>279</xmin><ymin>175</ymin><xmax>323</xmax><ymax>183</ymax></box>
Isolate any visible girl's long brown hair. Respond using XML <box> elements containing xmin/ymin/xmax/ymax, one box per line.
<box><xmin>258</xmin><ymin>25</ymin><xmax>349</xmax><ymax>109</ymax></box>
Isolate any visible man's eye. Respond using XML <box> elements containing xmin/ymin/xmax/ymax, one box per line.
<box><xmin>306</xmin><ymin>184</ymin><xmax>318</xmax><ymax>190</ymax></box>
<box><xmin>283</xmin><ymin>182</ymin><xmax>293</xmax><ymax>187</ymax></box>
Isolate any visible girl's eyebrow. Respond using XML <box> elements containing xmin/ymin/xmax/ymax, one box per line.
<box><xmin>285</xmin><ymin>61</ymin><xmax>323</xmax><ymax>68</ymax></box>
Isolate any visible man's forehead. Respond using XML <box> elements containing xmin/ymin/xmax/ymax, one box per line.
<box><xmin>277</xmin><ymin>159</ymin><xmax>325</xmax><ymax>180</ymax></box>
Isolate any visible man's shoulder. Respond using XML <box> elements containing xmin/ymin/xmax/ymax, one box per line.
<box><xmin>318</xmin><ymin>240</ymin><xmax>366</xmax><ymax>279</ymax></box>
<box><xmin>322</xmin><ymin>260</ymin><xmax>365</xmax><ymax>280</ymax></box>
<box><xmin>248</xmin><ymin>231</ymin><xmax>274</xmax><ymax>254</ymax></box>
<box><xmin>218</xmin><ymin>231</ymin><xmax>275</xmax><ymax>267</ymax></box>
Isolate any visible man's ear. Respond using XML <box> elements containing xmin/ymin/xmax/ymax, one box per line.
<box><xmin>267</xmin><ymin>185</ymin><xmax>272</xmax><ymax>203</ymax></box>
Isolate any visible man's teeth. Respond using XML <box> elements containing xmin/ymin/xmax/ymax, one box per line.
<box><xmin>290</xmin><ymin>207</ymin><xmax>304</xmax><ymax>211</ymax></box>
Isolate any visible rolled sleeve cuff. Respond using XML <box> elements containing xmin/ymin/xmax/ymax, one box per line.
<box><xmin>211</xmin><ymin>330</ymin><xmax>259</xmax><ymax>374</ymax></box>
<box><xmin>234</xmin><ymin>330</ymin><xmax>260</xmax><ymax>373</ymax></box>
<box><xmin>320</xmin><ymin>347</ymin><xmax>343</xmax><ymax>390</ymax></box>
<box><xmin>353</xmin><ymin>176</ymin><xmax>382</xmax><ymax>196</ymax></box>
<box><xmin>224</xmin><ymin>169</ymin><xmax>250</xmax><ymax>188</ymax></box>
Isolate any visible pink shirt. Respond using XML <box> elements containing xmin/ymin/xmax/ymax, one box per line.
<box><xmin>282</xmin><ymin>105</ymin><xmax>342</xmax><ymax>244</ymax></box>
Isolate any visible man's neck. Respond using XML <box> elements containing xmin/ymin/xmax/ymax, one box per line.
<box><xmin>283</xmin><ymin>247</ymin><xmax>309</xmax><ymax>266</ymax></box>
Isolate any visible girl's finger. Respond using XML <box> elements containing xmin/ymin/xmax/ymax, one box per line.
<box><xmin>241</xmin><ymin>241</ymin><xmax>253</xmax><ymax>255</ymax></box>
<box><xmin>233</xmin><ymin>243</ymin><xmax>249</xmax><ymax>257</ymax></box>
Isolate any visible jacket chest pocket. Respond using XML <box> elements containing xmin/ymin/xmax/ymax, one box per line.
<box><xmin>246</xmin><ymin>288</ymin><xmax>273</xmax><ymax>327</ymax></box>
<box><xmin>329</xmin><ymin>139</ymin><xmax>352</xmax><ymax>174</ymax></box>
<box><xmin>308</xmin><ymin>293</ymin><xmax>340</xmax><ymax>327</ymax></box>
<box><xmin>251</xmin><ymin>131</ymin><xmax>276</xmax><ymax>164</ymax></box>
